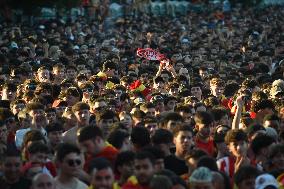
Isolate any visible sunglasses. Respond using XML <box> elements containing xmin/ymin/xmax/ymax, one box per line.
<box><xmin>67</xmin><ymin>159</ymin><xmax>81</xmax><ymax>167</ymax></box>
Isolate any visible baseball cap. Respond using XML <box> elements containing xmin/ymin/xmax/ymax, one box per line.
<box><xmin>255</xmin><ymin>174</ymin><xmax>278</xmax><ymax>189</ymax></box>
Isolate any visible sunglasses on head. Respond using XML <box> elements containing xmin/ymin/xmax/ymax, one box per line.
<box><xmin>67</xmin><ymin>159</ymin><xmax>81</xmax><ymax>167</ymax></box>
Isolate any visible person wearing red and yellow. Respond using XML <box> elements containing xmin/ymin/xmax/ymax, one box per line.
<box><xmin>122</xmin><ymin>151</ymin><xmax>155</xmax><ymax>189</ymax></box>
<box><xmin>77</xmin><ymin>126</ymin><xmax>119</xmax><ymax>172</ymax></box>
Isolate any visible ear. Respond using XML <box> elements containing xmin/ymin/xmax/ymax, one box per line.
<box><xmin>173</xmin><ymin>136</ymin><xmax>177</xmax><ymax>145</ymax></box>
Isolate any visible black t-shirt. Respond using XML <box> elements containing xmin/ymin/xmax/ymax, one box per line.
<box><xmin>0</xmin><ymin>177</ymin><xmax>31</xmax><ymax>189</ymax></box>
<box><xmin>164</xmin><ymin>155</ymin><xmax>188</xmax><ymax>176</ymax></box>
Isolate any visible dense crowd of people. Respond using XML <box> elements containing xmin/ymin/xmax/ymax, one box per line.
<box><xmin>1</xmin><ymin>2</ymin><xmax>284</xmax><ymax>189</ymax></box>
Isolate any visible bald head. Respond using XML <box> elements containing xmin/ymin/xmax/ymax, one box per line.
<box><xmin>32</xmin><ymin>173</ymin><xmax>55</xmax><ymax>189</ymax></box>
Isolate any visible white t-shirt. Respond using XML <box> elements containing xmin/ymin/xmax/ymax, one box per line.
<box><xmin>55</xmin><ymin>177</ymin><xmax>88</xmax><ymax>189</ymax></box>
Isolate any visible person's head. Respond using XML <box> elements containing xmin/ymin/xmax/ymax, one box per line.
<box><xmin>190</xmin><ymin>82</ymin><xmax>203</xmax><ymax>100</ymax></box>
<box><xmin>44</xmin><ymin>108</ymin><xmax>57</xmax><ymax>124</ymax></box>
<box><xmin>189</xmin><ymin>167</ymin><xmax>214</xmax><ymax>189</ymax></box>
<box><xmin>143</xmin><ymin>146</ymin><xmax>165</xmax><ymax>172</ymax></box>
<box><xmin>185</xmin><ymin>149</ymin><xmax>208</xmax><ymax>176</ymax></box>
<box><xmin>107</xmin><ymin>129</ymin><xmax>132</xmax><ymax>152</ymax></box>
<box><xmin>27</xmin><ymin>142</ymin><xmax>49</xmax><ymax>163</ymax></box>
<box><xmin>210</xmin><ymin>78</ymin><xmax>225</xmax><ymax>98</ymax></box>
<box><xmin>88</xmin><ymin>158</ymin><xmax>115</xmax><ymax>189</ymax></box>
<box><xmin>160</xmin><ymin>112</ymin><xmax>183</xmax><ymax>131</ymax></box>
<box><xmin>153</xmin><ymin>76</ymin><xmax>165</xmax><ymax>91</ymax></box>
<box><xmin>199</xmin><ymin>67</ymin><xmax>208</xmax><ymax>79</ymax></box>
<box><xmin>152</xmin><ymin>129</ymin><xmax>173</xmax><ymax>156</ymax></box>
<box><xmin>102</xmin><ymin>60</ymin><xmax>118</xmax><ymax>77</ymax></box>
<box><xmin>37</xmin><ymin>66</ymin><xmax>50</xmax><ymax>83</ymax></box>
<box><xmin>131</xmin><ymin>126</ymin><xmax>151</xmax><ymax>151</ymax></box>
<box><xmin>119</xmin><ymin>111</ymin><xmax>133</xmax><ymax>129</ymax></box>
<box><xmin>1</xmin><ymin>82</ymin><xmax>17</xmax><ymax>101</ymax></box>
<box><xmin>252</xmin><ymin>99</ymin><xmax>275</xmax><ymax>118</ymax></box>
<box><xmin>150</xmin><ymin>175</ymin><xmax>173</xmax><ymax>189</ymax></box>
<box><xmin>96</xmin><ymin>109</ymin><xmax>117</xmax><ymax>134</ymax></box>
<box><xmin>140</xmin><ymin>102</ymin><xmax>156</xmax><ymax>117</ymax></box>
<box><xmin>268</xmin><ymin>144</ymin><xmax>284</xmax><ymax>171</ymax></box>
<box><xmin>263</xmin><ymin>114</ymin><xmax>280</xmax><ymax>132</ymax></box>
<box><xmin>234</xmin><ymin>166</ymin><xmax>261</xmax><ymax>189</ymax></box>
<box><xmin>144</xmin><ymin>116</ymin><xmax>158</xmax><ymax>136</ymax></box>
<box><xmin>45</xmin><ymin>122</ymin><xmax>64</xmax><ymax>147</ymax></box>
<box><xmin>2</xmin><ymin>150</ymin><xmax>22</xmax><ymax>183</ymax></box>
<box><xmin>23</xmin><ymin>130</ymin><xmax>47</xmax><ymax>153</ymax></box>
<box><xmin>77</xmin><ymin>126</ymin><xmax>105</xmax><ymax>155</ymax></box>
<box><xmin>55</xmin><ymin>143</ymin><xmax>82</xmax><ymax>177</ymax></box>
<box><xmin>134</xmin><ymin>151</ymin><xmax>155</xmax><ymax>186</ymax></box>
<box><xmin>66</xmin><ymin>65</ymin><xmax>77</xmax><ymax>80</ymax></box>
<box><xmin>114</xmin><ymin>151</ymin><xmax>135</xmax><ymax>179</ymax></box>
<box><xmin>174</xmin><ymin>104</ymin><xmax>194</xmax><ymax>125</ymax></box>
<box><xmin>26</xmin><ymin>102</ymin><xmax>45</xmax><ymax>120</ymax></box>
<box><xmin>31</xmin><ymin>173</ymin><xmax>56</xmax><ymax>189</ymax></box>
<box><xmin>251</xmin><ymin>134</ymin><xmax>275</xmax><ymax>160</ymax></box>
<box><xmin>255</xmin><ymin>174</ymin><xmax>279</xmax><ymax>189</ymax></box>
<box><xmin>52</xmin><ymin>63</ymin><xmax>65</xmax><ymax>81</ymax></box>
<box><xmin>197</xmin><ymin>156</ymin><xmax>218</xmax><ymax>172</ymax></box>
<box><xmin>63</xmin><ymin>87</ymin><xmax>81</xmax><ymax>106</ymax></box>
<box><xmin>225</xmin><ymin>129</ymin><xmax>248</xmax><ymax>158</ymax></box>
<box><xmin>10</xmin><ymin>99</ymin><xmax>26</xmax><ymax>115</ymax></box>
<box><xmin>194</xmin><ymin>111</ymin><xmax>214</xmax><ymax>139</ymax></box>
<box><xmin>211</xmin><ymin>108</ymin><xmax>231</xmax><ymax>127</ymax></box>
<box><xmin>72</xmin><ymin>102</ymin><xmax>90</xmax><ymax>127</ymax></box>
<box><xmin>172</xmin><ymin>124</ymin><xmax>194</xmax><ymax>156</ymax></box>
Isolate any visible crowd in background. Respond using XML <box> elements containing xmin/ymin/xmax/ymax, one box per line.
<box><xmin>1</xmin><ymin>2</ymin><xmax>284</xmax><ymax>189</ymax></box>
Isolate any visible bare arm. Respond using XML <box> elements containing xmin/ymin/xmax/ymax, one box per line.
<box><xmin>232</xmin><ymin>96</ymin><xmax>245</xmax><ymax>130</ymax></box>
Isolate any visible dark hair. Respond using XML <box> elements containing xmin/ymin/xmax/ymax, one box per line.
<box><xmin>135</xmin><ymin>151</ymin><xmax>155</xmax><ymax>165</ymax></box>
<box><xmin>225</xmin><ymin>129</ymin><xmax>248</xmax><ymax>144</ymax></box>
<box><xmin>174</xmin><ymin>104</ymin><xmax>193</xmax><ymax>113</ymax></box>
<box><xmin>246</xmin><ymin>124</ymin><xmax>265</xmax><ymax>138</ymax></box>
<box><xmin>96</xmin><ymin>109</ymin><xmax>116</xmax><ymax>122</ymax></box>
<box><xmin>172</xmin><ymin>124</ymin><xmax>193</xmax><ymax>137</ymax></box>
<box><xmin>185</xmin><ymin>148</ymin><xmax>208</xmax><ymax>162</ymax></box>
<box><xmin>27</xmin><ymin>142</ymin><xmax>49</xmax><ymax>154</ymax></box>
<box><xmin>107</xmin><ymin>129</ymin><xmax>129</xmax><ymax>150</ymax></box>
<box><xmin>77</xmin><ymin>126</ymin><xmax>104</xmax><ymax>142</ymax></box>
<box><xmin>114</xmin><ymin>151</ymin><xmax>135</xmax><ymax>174</ymax></box>
<box><xmin>152</xmin><ymin>129</ymin><xmax>173</xmax><ymax>145</ymax></box>
<box><xmin>88</xmin><ymin>157</ymin><xmax>112</xmax><ymax>174</ymax></box>
<box><xmin>131</xmin><ymin>126</ymin><xmax>151</xmax><ymax>148</ymax></box>
<box><xmin>72</xmin><ymin>102</ymin><xmax>90</xmax><ymax>113</ymax></box>
<box><xmin>211</xmin><ymin>108</ymin><xmax>229</xmax><ymax>122</ymax></box>
<box><xmin>23</xmin><ymin>130</ymin><xmax>46</xmax><ymax>148</ymax></box>
<box><xmin>26</xmin><ymin>102</ymin><xmax>44</xmax><ymax>113</ymax></box>
<box><xmin>251</xmin><ymin>99</ymin><xmax>274</xmax><ymax>112</ymax></box>
<box><xmin>269</xmin><ymin>144</ymin><xmax>284</xmax><ymax>159</ymax></box>
<box><xmin>143</xmin><ymin>146</ymin><xmax>165</xmax><ymax>160</ymax></box>
<box><xmin>45</xmin><ymin>122</ymin><xmax>64</xmax><ymax>134</ymax></box>
<box><xmin>251</xmin><ymin>135</ymin><xmax>275</xmax><ymax>155</ymax></box>
<box><xmin>194</xmin><ymin>111</ymin><xmax>214</xmax><ymax>125</ymax></box>
<box><xmin>160</xmin><ymin>112</ymin><xmax>183</xmax><ymax>128</ymax></box>
<box><xmin>55</xmin><ymin>143</ymin><xmax>81</xmax><ymax>162</ymax></box>
<box><xmin>234</xmin><ymin>166</ymin><xmax>261</xmax><ymax>186</ymax></box>
<box><xmin>197</xmin><ymin>156</ymin><xmax>218</xmax><ymax>172</ymax></box>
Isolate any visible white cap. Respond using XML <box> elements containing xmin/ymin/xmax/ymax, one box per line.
<box><xmin>255</xmin><ymin>174</ymin><xmax>279</xmax><ymax>189</ymax></box>
<box><xmin>189</xmin><ymin>167</ymin><xmax>212</xmax><ymax>183</ymax></box>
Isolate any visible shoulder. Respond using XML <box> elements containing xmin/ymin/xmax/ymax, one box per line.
<box><xmin>76</xmin><ymin>178</ymin><xmax>88</xmax><ymax>188</ymax></box>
